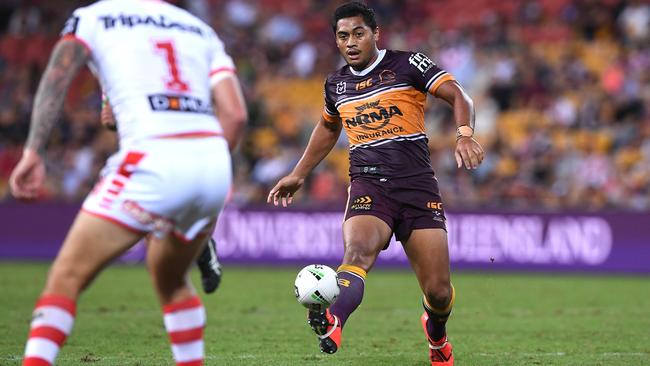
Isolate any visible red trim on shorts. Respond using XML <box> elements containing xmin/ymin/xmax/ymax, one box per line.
<box><xmin>169</xmin><ymin>327</ymin><xmax>204</xmax><ymax>344</ymax></box>
<box><xmin>61</xmin><ymin>35</ymin><xmax>92</xmax><ymax>54</ymax></box>
<box><xmin>163</xmin><ymin>296</ymin><xmax>202</xmax><ymax>314</ymax></box>
<box><xmin>155</xmin><ymin>131</ymin><xmax>223</xmax><ymax>139</ymax></box>
<box><xmin>172</xmin><ymin>230</ymin><xmax>193</xmax><ymax>244</ymax></box>
<box><xmin>177</xmin><ymin>360</ymin><xmax>203</xmax><ymax>366</ymax></box>
<box><xmin>111</xmin><ymin>179</ymin><xmax>125</xmax><ymax>188</ymax></box>
<box><xmin>209</xmin><ymin>67</ymin><xmax>235</xmax><ymax>77</ymax></box>
<box><xmin>29</xmin><ymin>326</ymin><xmax>68</xmax><ymax>346</ymax></box>
<box><xmin>81</xmin><ymin>208</ymin><xmax>147</xmax><ymax>235</ymax></box>
<box><xmin>36</xmin><ymin>295</ymin><xmax>76</xmax><ymax>316</ymax></box>
<box><xmin>23</xmin><ymin>357</ymin><xmax>51</xmax><ymax>366</ymax></box>
<box><xmin>173</xmin><ymin>219</ymin><xmax>215</xmax><ymax>245</ymax></box>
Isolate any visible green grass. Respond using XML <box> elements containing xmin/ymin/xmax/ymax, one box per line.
<box><xmin>1</xmin><ymin>263</ymin><xmax>649</xmax><ymax>366</ymax></box>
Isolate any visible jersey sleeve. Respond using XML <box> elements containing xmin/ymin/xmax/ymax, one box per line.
<box><xmin>207</xmin><ymin>29</ymin><xmax>236</xmax><ymax>86</ymax></box>
<box><xmin>60</xmin><ymin>7</ymin><xmax>95</xmax><ymax>53</ymax></box>
<box><xmin>322</xmin><ymin>78</ymin><xmax>340</xmax><ymax>123</ymax></box>
<box><xmin>406</xmin><ymin>52</ymin><xmax>455</xmax><ymax>95</ymax></box>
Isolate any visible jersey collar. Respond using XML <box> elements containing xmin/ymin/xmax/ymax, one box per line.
<box><xmin>348</xmin><ymin>49</ymin><xmax>386</xmax><ymax>77</ymax></box>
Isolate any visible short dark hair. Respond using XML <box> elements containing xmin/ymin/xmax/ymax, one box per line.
<box><xmin>331</xmin><ymin>2</ymin><xmax>378</xmax><ymax>33</ymax></box>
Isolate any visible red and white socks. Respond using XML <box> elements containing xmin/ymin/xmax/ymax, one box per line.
<box><xmin>23</xmin><ymin>295</ymin><xmax>76</xmax><ymax>366</ymax></box>
<box><xmin>22</xmin><ymin>294</ymin><xmax>206</xmax><ymax>366</ymax></box>
<box><xmin>163</xmin><ymin>296</ymin><xmax>206</xmax><ymax>366</ymax></box>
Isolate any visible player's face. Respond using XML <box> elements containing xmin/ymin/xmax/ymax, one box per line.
<box><xmin>335</xmin><ymin>16</ymin><xmax>379</xmax><ymax>70</ymax></box>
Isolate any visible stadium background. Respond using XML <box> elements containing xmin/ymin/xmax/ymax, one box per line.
<box><xmin>0</xmin><ymin>0</ymin><xmax>649</xmax><ymax>210</ymax></box>
<box><xmin>0</xmin><ymin>0</ymin><xmax>649</xmax><ymax>365</ymax></box>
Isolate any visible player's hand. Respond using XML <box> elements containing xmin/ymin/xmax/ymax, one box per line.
<box><xmin>455</xmin><ymin>136</ymin><xmax>485</xmax><ymax>170</ymax></box>
<box><xmin>101</xmin><ymin>102</ymin><xmax>117</xmax><ymax>131</ymax></box>
<box><xmin>9</xmin><ymin>149</ymin><xmax>46</xmax><ymax>201</ymax></box>
<box><xmin>267</xmin><ymin>175</ymin><xmax>305</xmax><ymax>207</ymax></box>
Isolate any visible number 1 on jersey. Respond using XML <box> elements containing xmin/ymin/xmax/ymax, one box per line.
<box><xmin>155</xmin><ymin>41</ymin><xmax>190</xmax><ymax>92</ymax></box>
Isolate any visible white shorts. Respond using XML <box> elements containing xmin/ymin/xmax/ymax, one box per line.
<box><xmin>82</xmin><ymin>137</ymin><xmax>231</xmax><ymax>242</ymax></box>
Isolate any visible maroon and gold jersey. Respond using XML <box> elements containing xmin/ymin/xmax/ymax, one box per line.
<box><xmin>323</xmin><ymin>49</ymin><xmax>454</xmax><ymax>178</ymax></box>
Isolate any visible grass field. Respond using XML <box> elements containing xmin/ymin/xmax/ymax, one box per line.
<box><xmin>1</xmin><ymin>263</ymin><xmax>649</xmax><ymax>366</ymax></box>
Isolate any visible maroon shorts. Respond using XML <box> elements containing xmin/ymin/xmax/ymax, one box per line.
<box><xmin>344</xmin><ymin>173</ymin><xmax>446</xmax><ymax>245</ymax></box>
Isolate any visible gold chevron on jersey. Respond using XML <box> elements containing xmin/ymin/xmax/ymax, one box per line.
<box><xmin>337</xmin><ymin>86</ymin><xmax>427</xmax><ymax>146</ymax></box>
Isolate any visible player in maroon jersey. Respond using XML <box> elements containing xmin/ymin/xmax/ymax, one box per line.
<box><xmin>268</xmin><ymin>2</ymin><xmax>484</xmax><ymax>365</ymax></box>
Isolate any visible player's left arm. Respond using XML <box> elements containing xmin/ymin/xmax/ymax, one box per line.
<box><xmin>9</xmin><ymin>38</ymin><xmax>90</xmax><ymax>199</ymax></box>
<box><xmin>435</xmin><ymin>80</ymin><xmax>485</xmax><ymax>169</ymax></box>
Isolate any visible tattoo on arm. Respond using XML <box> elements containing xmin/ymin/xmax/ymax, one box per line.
<box><xmin>26</xmin><ymin>39</ymin><xmax>90</xmax><ymax>154</ymax></box>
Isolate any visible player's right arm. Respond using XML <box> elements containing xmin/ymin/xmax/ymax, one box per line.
<box><xmin>205</xmin><ymin>28</ymin><xmax>247</xmax><ymax>152</ymax></box>
<box><xmin>267</xmin><ymin>116</ymin><xmax>342</xmax><ymax>207</ymax></box>
<box><xmin>100</xmin><ymin>94</ymin><xmax>117</xmax><ymax>131</ymax></box>
<box><xmin>211</xmin><ymin>74</ymin><xmax>247</xmax><ymax>152</ymax></box>
<box><xmin>9</xmin><ymin>38</ymin><xmax>90</xmax><ymax>199</ymax></box>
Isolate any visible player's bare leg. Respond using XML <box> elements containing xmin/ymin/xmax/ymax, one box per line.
<box><xmin>145</xmin><ymin>232</ymin><xmax>222</xmax><ymax>295</ymax></box>
<box><xmin>23</xmin><ymin>212</ymin><xmax>144</xmax><ymax>366</ymax></box>
<box><xmin>146</xmin><ymin>229</ymin><xmax>210</xmax><ymax>305</ymax></box>
<box><xmin>146</xmin><ymin>222</ymin><xmax>216</xmax><ymax>366</ymax></box>
<box><xmin>341</xmin><ymin>215</ymin><xmax>392</xmax><ymax>273</ymax></box>
<box><xmin>404</xmin><ymin>228</ymin><xmax>454</xmax><ymax>366</ymax></box>
<box><xmin>309</xmin><ymin>215</ymin><xmax>392</xmax><ymax>354</ymax></box>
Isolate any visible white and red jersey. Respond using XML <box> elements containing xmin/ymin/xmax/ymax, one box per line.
<box><xmin>61</xmin><ymin>0</ymin><xmax>235</xmax><ymax>147</ymax></box>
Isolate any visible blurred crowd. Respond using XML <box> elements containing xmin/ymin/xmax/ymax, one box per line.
<box><xmin>0</xmin><ymin>0</ymin><xmax>649</xmax><ymax>211</ymax></box>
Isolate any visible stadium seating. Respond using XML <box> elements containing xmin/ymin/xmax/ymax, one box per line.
<box><xmin>0</xmin><ymin>0</ymin><xmax>648</xmax><ymax>210</ymax></box>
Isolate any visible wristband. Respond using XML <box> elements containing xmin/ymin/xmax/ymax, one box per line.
<box><xmin>456</xmin><ymin>125</ymin><xmax>473</xmax><ymax>140</ymax></box>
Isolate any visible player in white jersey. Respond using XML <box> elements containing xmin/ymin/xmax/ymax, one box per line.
<box><xmin>101</xmin><ymin>95</ymin><xmax>223</xmax><ymax>295</ymax></box>
<box><xmin>9</xmin><ymin>1</ymin><xmax>247</xmax><ymax>365</ymax></box>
